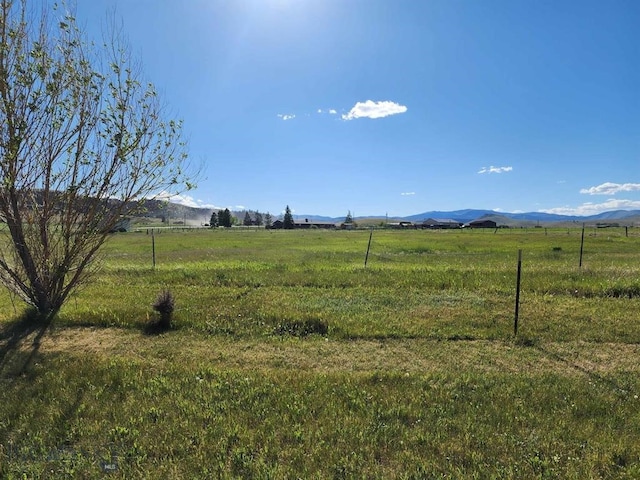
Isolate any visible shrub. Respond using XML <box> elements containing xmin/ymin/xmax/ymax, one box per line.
<box><xmin>147</xmin><ymin>289</ymin><xmax>175</xmax><ymax>333</ymax></box>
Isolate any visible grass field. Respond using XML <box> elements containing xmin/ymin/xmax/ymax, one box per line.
<box><xmin>1</xmin><ymin>228</ymin><xmax>640</xmax><ymax>478</ymax></box>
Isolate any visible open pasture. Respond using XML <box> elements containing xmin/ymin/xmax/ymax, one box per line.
<box><xmin>1</xmin><ymin>227</ymin><xmax>640</xmax><ymax>478</ymax></box>
<box><xmin>52</xmin><ymin>227</ymin><xmax>640</xmax><ymax>342</ymax></box>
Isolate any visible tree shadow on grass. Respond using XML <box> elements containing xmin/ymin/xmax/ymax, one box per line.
<box><xmin>0</xmin><ymin>318</ymin><xmax>98</xmax><ymax>474</ymax></box>
<box><xmin>0</xmin><ymin>308</ymin><xmax>52</xmax><ymax>378</ymax></box>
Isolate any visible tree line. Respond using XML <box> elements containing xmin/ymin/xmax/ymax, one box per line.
<box><xmin>209</xmin><ymin>205</ymin><xmax>293</xmax><ymax>229</ymax></box>
<box><xmin>209</xmin><ymin>206</ymin><xmax>355</xmax><ymax>230</ymax></box>
<box><xmin>209</xmin><ymin>209</ymin><xmax>273</xmax><ymax>228</ymax></box>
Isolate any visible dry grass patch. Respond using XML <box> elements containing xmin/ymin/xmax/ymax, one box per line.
<box><xmin>4</xmin><ymin>326</ymin><xmax>640</xmax><ymax>378</ymax></box>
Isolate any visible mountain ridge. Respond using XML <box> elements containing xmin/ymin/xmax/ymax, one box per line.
<box><xmin>296</xmin><ymin>209</ymin><xmax>640</xmax><ymax>225</ymax></box>
<box><xmin>403</xmin><ymin>209</ymin><xmax>640</xmax><ymax>224</ymax></box>
<box><xmin>140</xmin><ymin>201</ymin><xmax>640</xmax><ymax>226</ymax></box>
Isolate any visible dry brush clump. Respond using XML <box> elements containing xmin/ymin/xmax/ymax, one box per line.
<box><xmin>146</xmin><ymin>289</ymin><xmax>175</xmax><ymax>334</ymax></box>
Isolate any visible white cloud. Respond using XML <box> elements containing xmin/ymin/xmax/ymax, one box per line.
<box><xmin>342</xmin><ymin>100</ymin><xmax>408</xmax><ymax>120</ymax></box>
<box><xmin>580</xmin><ymin>182</ymin><xmax>640</xmax><ymax>195</ymax></box>
<box><xmin>153</xmin><ymin>192</ymin><xmax>219</xmax><ymax>209</ymax></box>
<box><xmin>277</xmin><ymin>113</ymin><xmax>296</xmax><ymax>121</ymax></box>
<box><xmin>478</xmin><ymin>166</ymin><xmax>513</xmax><ymax>174</ymax></box>
<box><xmin>540</xmin><ymin>198</ymin><xmax>640</xmax><ymax>216</ymax></box>
<box><xmin>329</xmin><ymin>109</ymin><xmax>337</xmax><ymax>115</ymax></box>
<box><xmin>400</xmin><ymin>192</ymin><xmax>415</xmax><ymax>196</ymax></box>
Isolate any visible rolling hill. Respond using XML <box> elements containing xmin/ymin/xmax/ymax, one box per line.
<box><xmin>135</xmin><ymin>201</ymin><xmax>640</xmax><ymax>227</ymax></box>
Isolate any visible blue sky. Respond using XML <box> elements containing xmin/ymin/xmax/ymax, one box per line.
<box><xmin>72</xmin><ymin>0</ymin><xmax>638</xmax><ymax>218</ymax></box>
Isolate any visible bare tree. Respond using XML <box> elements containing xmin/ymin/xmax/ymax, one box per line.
<box><xmin>0</xmin><ymin>0</ymin><xmax>193</xmax><ymax>320</ymax></box>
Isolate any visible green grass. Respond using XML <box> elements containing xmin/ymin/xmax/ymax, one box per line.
<box><xmin>48</xmin><ymin>228</ymin><xmax>640</xmax><ymax>342</ymax></box>
<box><xmin>1</xmin><ymin>227</ymin><xmax>640</xmax><ymax>477</ymax></box>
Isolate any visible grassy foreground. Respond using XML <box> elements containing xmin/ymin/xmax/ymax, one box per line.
<box><xmin>1</xmin><ymin>228</ymin><xmax>640</xmax><ymax>478</ymax></box>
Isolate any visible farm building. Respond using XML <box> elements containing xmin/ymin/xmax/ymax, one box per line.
<box><xmin>295</xmin><ymin>219</ymin><xmax>337</xmax><ymax>229</ymax></box>
<box><xmin>270</xmin><ymin>219</ymin><xmax>337</xmax><ymax>229</ymax></box>
<box><xmin>106</xmin><ymin>217</ymin><xmax>131</xmax><ymax>233</ymax></box>
<box><xmin>467</xmin><ymin>219</ymin><xmax>497</xmax><ymax>228</ymax></box>
<box><xmin>422</xmin><ymin>218</ymin><xmax>462</xmax><ymax>229</ymax></box>
<box><xmin>388</xmin><ymin>221</ymin><xmax>416</xmax><ymax>229</ymax></box>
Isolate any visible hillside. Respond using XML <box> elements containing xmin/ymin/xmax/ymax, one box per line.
<box><xmin>135</xmin><ymin>201</ymin><xmax>640</xmax><ymax>228</ymax></box>
<box><xmin>404</xmin><ymin>209</ymin><xmax>640</xmax><ymax>225</ymax></box>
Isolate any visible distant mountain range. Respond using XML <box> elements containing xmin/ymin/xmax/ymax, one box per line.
<box><xmin>138</xmin><ymin>201</ymin><xmax>640</xmax><ymax>227</ymax></box>
<box><xmin>297</xmin><ymin>209</ymin><xmax>640</xmax><ymax>226</ymax></box>
<box><xmin>402</xmin><ymin>209</ymin><xmax>640</xmax><ymax>224</ymax></box>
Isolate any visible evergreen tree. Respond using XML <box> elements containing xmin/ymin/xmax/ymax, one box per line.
<box><xmin>255</xmin><ymin>211</ymin><xmax>264</xmax><ymax>226</ymax></box>
<box><xmin>264</xmin><ymin>212</ymin><xmax>273</xmax><ymax>228</ymax></box>
<box><xmin>209</xmin><ymin>211</ymin><xmax>218</xmax><ymax>227</ymax></box>
<box><xmin>345</xmin><ymin>211</ymin><xmax>353</xmax><ymax>224</ymax></box>
<box><xmin>243</xmin><ymin>211</ymin><xmax>252</xmax><ymax>226</ymax></box>
<box><xmin>344</xmin><ymin>210</ymin><xmax>357</xmax><ymax>228</ymax></box>
<box><xmin>219</xmin><ymin>208</ymin><xmax>232</xmax><ymax>228</ymax></box>
<box><xmin>283</xmin><ymin>206</ymin><xmax>295</xmax><ymax>229</ymax></box>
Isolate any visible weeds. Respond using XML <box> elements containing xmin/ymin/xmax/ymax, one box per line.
<box><xmin>273</xmin><ymin>316</ymin><xmax>329</xmax><ymax>337</ymax></box>
<box><xmin>146</xmin><ymin>289</ymin><xmax>175</xmax><ymax>334</ymax></box>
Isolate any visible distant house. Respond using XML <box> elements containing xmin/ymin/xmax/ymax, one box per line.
<box><xmin>422</xmin><ymin>218</ymin><xmax>462</xmax><ymax>229</ymax></box>
<box><xmin>467</xmin><ymin>219</ymin><xmax>497</xmax><ymax>229</ymax></box>
<box><xmin>270</xmin><ymin>220</ymin><xmax>284</xmax><ymax>229</ymax></box>
<box><xmin>388</xmin><ymin>221</ymin><xmax>415</xmax><ymax>229</ymax></box>
<box><xmin>295</xmin><ymin>218</ymin><xmax>337</xmax><ymax>229</ymax></box>
<box><xmin>107</xmin><ymin>217</ymin><xmax>131</xmax><ymax>233</ymax></box>
<box><xmin>270</xmin><ymin>219</ymin><xmax>337</xmax><ymax>230</ymax></box>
